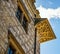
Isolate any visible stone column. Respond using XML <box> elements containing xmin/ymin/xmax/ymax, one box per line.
<box><xmin>21</xmin><ymin>12</ymin><xmax>24</xmax><ymax>24</ymax></box>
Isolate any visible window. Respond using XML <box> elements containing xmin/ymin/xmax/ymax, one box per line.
<box><xmin>16</xmin><ymin>7</ymin><xmax>28</xmax><ymax>34</ymax></box>
<box><xmin>16</xmin><ymin>7</ymin><xmax>22</xmax><ymax>23</ymax></box>
<box><xmin>8</xmin><ymin>45</ymin><xmax>15</xmax><ymax>54</ymax></box>
<box><xmin>22</xmin><ymin>16</ymin><xmax>28</xmax><ymax>33</ymax></box>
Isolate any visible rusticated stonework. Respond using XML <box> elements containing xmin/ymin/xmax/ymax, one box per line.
<box><xmin>0</xmin><ymin>0</ymin><xmax>40</xmax><ymax>54</ymax></box>
<box><xmin>0</xmin><ymin>0</ymin><xmax>17</xmax><ymax>53</ymax></box>
<box><xmin>0</xmin><ymin>0</ymin><xmax>56</xmax><ymax>54</ymax></box>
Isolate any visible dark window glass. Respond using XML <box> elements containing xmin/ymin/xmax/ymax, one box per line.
<box><xmin>22</xmin><ymin>17</ymin><xmax>28</xmax><ymax>33</ymax></box>
<box><xmin>16</xmin><ymin>7</ymin><xmax>28</xmax><ymax>34</ymax></box>
<box><xmin>16</xmin><ymin>7</ymin><xmax>22</xmax><ymax>22</ymax></box>
<box><xmin>8</xmin><ymin>46</ymin><xmax>15</xmax><ymax>54</ymax></box>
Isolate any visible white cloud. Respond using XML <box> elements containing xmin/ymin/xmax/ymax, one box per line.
<box><xmin>37</xmin><ymin>5</ymin><xmax>60</xmax><ymax>19</ymax></box>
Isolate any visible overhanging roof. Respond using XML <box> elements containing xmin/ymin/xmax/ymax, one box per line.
<box><xmin>34</xmin><ymin>18</ymin><xmax>56</xmax><ymax>43</ymax></box>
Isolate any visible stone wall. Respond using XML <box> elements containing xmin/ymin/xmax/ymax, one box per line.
<box><xmin>0</xmin><ymin>0</ymin><xmax>17</xmax><ymax>53</ymax></box>
<box><xmin>0</xmin><ymin>0</ymin><xmax>40</xmax><ymax>54</ymax></box>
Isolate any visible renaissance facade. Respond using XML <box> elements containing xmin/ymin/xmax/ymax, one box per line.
<box><xmin>0</xmin><ymin>0</ymin><xmax>56</xmax><ymax>54</ymax></box>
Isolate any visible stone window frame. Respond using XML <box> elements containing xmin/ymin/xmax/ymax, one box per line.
<box><xmin>16</xmin><ymin>6</ymin><xmax>28</xmax><ymax>34</ymax></box>
<box><xmin>8</xmin><ymin>30</ymin><xmax>25</xmax><ymax>54</ymax></box>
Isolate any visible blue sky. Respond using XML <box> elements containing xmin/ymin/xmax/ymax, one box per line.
<box><xmin>35</xmin><ymin>0</ymin><xmax>60</xmax><ymax>8</ymax></box>
<box><xmin>35</xmin><ymin>0</ymin><xmax>60</xmax><ymax>54</ymax></box>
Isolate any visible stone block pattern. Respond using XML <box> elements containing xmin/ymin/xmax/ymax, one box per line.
<box><xmin>0</xmin><ymin>0</ymin><xmax>40</xmax><ymax>54</ymax></box>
